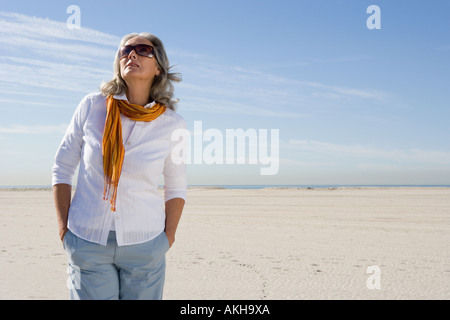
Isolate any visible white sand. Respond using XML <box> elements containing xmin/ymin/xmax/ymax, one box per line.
<box><xmin>0</xmin><ymin>187</ymin><xmax>449</xmax><ymax>300</ymax></box>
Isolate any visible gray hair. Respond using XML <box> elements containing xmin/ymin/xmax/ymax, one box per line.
<box><xmin>100</xmin><ymin>32</ymin><xmax>181</xmax><ymax>110</ymax></box>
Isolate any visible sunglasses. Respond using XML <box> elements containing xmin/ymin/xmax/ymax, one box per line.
<box><xmin>118</xmin><ymin>44</ymin><xmax>155</xmax><ymax>60</ymax></box>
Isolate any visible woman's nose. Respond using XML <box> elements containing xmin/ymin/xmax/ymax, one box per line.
<box><xmin>127</xmin><ymin>49</ymin><xmax>137</xmax><ymax>59</ymax></box>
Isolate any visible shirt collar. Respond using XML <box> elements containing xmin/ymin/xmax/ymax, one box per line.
<box><xmin>113</xmin><ymin>93</ymin><xmax>156</xmax><ymax>109</ymax></box>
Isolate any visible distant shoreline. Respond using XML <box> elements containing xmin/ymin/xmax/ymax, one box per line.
<box><xmin>1</xmin><ymin>184</ymin><xmax>449</xmax><ymax>192</ymax></box>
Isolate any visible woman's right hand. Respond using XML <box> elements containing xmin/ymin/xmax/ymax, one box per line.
<box><xmin>53</xmin><ymin>184</ymin><xmax>71</xmax><ymax>244</ymax></box>
<box><xmin>60</xmin><ymin>228</ymin><xmax>69</xmax><ymax>243</ymax></box>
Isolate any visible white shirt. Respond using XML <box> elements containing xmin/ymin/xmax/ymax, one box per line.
<box><xmin>52</xmin><ymin>92</ymin><xmax>187</xmax><ymax>246</ymax></box>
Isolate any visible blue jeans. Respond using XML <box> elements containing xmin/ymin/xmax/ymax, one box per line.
<box><xmin>63</xmin><ymin>229</ymin><xmax>169</xmax><ymax>300</ymax></box>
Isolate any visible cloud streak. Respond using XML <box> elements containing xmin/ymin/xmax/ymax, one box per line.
<box><xmin>0</xmin><ymin>11</ymin><xmax>118</xmax><ymax>102</ymax></box>
<box><xmin>176</xmin><ymin>60</ymin><xmax>392</xmax><ymax>120</ymax></box>
<box><xmin>0</xmin><ymin>56</ymin><xmax>112</xmax><ymax>93</ymax></box>
<box><xmin>289</xmin><ymin>140</ymin><xmax>450</xmax><ymax>166</ymax></box>
<box><xmin>0</xmin><ymin>10</ymin><xmax>392</xmax><ymax>120</ymax></box>
<box><xmin>0</xmin><ymin>11</ymin><xmax>120</xmax><ymax>47</ymax></box>
<box><xmin>0</xmin><ymin>123</ymin><xmax>68</xmax><ymax>134</ymax></box>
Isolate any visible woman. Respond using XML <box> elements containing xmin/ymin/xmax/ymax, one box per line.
<box><xmin>52</xmin><ymin>32</ymin><xmax>186</xmax><ymax>300</ymax></box>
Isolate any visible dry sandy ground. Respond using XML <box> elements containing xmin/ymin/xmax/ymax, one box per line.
<box><xmin>0</xmin><ymin>187</ymin><xmax>449</xmax><ymax>300</ymax></box>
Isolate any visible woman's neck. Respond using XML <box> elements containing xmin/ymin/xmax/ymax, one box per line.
<box><xmin>126</xmin><ymin>83</ymin><xmax>152</xmax><ymax>106</ymax></box>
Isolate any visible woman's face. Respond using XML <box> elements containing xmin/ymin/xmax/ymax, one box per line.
<box><xmin>119</xmin><ymin>36</ymin><xmax>160</xmax><ymax>84</ymax></box>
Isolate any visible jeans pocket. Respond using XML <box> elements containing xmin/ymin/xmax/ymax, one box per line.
<box><xmin>62</xmin><ymin>230</ymin><xmax>69</xmax><ymax>250</ymax></box>
<box><xmin>162</xmin><ymin>232</ymin><xmax>170</xmax><ymax>252</ymax></box>
<box><xmin>63</xmin><ymin>230</ymin><xmax>77</xmax><ymax>257</ymax></box>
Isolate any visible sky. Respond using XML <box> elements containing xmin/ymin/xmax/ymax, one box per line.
<box><xmin>0</xmin><ymin>0</ymin><xmax>449</xmax><ymax>186</ymax></box>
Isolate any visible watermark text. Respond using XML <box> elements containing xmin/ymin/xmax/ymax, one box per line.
<box><xmin>171</xmin><ymin>121</ymin><xmax>279</xmax><ymax>175</ymax></box>
<box><xmin>66</xmin><ymin>5</ymin><xmax>81</xmax><ymax>30</ymax></box>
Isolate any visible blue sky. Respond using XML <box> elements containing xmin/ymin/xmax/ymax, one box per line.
<box><xmin>0</xmin><ymin>0</ymin><xmax>449</xmax><ymax>186</ymax></box>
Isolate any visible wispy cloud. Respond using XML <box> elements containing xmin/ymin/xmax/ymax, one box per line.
<box><xmin>279</xmin><ymin>157</ymin><xmax>335</xmax><ymax>167</ymax></box>
<box><xmin>229</xmin><ymin>66</ymin><xmax>386</xmax><ymax>100</ymax></box>
<box><xmin>289</xmin><ymin>140</ymin><xmax>450</xmax><ymax>166</ymax></box>
<box><xmin>0</xmin><ymin>11</ymin><xmax>120</xmax><ymax>47</ymax></box>
<box><xmin>0</xmin><ymin>123</ymin><xmax>68</xmax><ymax>134</ymax></box>
<box><xmin>253</xmin><ymin>55</ymin><xmax>374</xmax><ymax>71</ymax></box>
<box><xmin>177</xmin><ymin>60</ymin><xmax>391</xmax><ymax>119</ymax></box>
<box><xmin>0</xmin><ymin>11</ymin><xmax>117</xmax><ymax>100</ymax></box>
<box><xmin>0</xmin><ymin>56</ymin><xmax>112</xmax><ymax>93</ymax></box>
<box><xmin>0</xmin><ymin>10</ymin><xmax>392</xmax><ymax>120</ymax></box>
<box><xmin>309</xmin><ymin>55</ymin><xmax>374</xmax><ymax>64</ymax></box>
<box><xmin>0</xmin><ymin>98</ymin><xmax>65</xmax><ymax>109</ymax></box>
<box><xmin>180</xmin><ymin>94</ymin><xmax>306</xmax><ymax>118</ymax></box>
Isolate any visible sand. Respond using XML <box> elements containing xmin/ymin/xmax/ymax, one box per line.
<box><xmin>0</xmin><ymin>187</ymin><xmax>449</xmax><ymax>300</ymax></box>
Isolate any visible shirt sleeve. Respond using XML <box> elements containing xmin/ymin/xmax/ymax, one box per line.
<box><xmin>163</xmin><ymin>117</ymin><xmax>188</xmax><ymax>202</ymax></box>
<box><xmin>51</xmin><ymin>95</ymin><xmax>90</xmax><ymax>186</ymax></box>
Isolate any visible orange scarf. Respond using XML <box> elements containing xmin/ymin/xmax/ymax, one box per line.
<box><xmin>102</xmin><ymin>95</ymin><xmax>166</xmax><ymax>211</ymax></box>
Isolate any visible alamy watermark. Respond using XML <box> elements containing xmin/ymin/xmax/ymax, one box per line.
<box><xmin>366</xmin><ymin>265</ymin><xmax>381</xmax><ymax>289</ymax></box>
<box><xmin>367</xmin><ymin>5</ymin><xmax>381</xmax><ymax>30</ymax></box>
<box><xmin>171</xmin><ymin>121</ymin><xmax>280</xmax><ymax>176</ymax></box>
<box><xmin>66</xmin><ymin>5</ymin><xmax>81</xmax><ymax>30</ymax></box>
<box><xmin>66</xmin><ymin>265</ymin><xmax>81</xmax><ymax>290</ymax></box>
<box><xmin>67</xmin><ymin>4</ymin><xmax>381</xmax><ymax>31</ymax></box>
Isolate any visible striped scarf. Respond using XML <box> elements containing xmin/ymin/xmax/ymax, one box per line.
<box><xmin>102</xmin><ymin>95</ymin><xmax>166</xmax><ymax>211</ymax></box>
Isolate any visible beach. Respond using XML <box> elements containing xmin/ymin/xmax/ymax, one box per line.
<box><xmin>0</xmin><ymin>187</ymin><xmax>449</xmax><ymax>300</ymax></box>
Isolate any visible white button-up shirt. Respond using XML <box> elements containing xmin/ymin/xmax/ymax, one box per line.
<box><xmin>52</xmin><ymin>92</ymin><xmax>187</xmax><ymax>246</ymax></box>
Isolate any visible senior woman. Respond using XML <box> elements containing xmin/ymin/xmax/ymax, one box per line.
<box><xmin>52</xmin><ymin>32</ymin><xmax>186</xmax><ymax>300</ymax></box>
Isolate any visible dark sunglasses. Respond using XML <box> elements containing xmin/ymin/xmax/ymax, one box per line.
<box><xmin>118</xmin><ymin>44</ymin><xmax>155</xmax><ymax>60</ymax></box>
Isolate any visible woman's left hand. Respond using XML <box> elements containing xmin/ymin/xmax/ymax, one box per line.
<box><xmin>165</xmin><ymin>231</ymin><xmax>175</xmax><ymax>248</ymax></box>
<box><xmin>165</xmin><ymin>198</ymin><xmax>185</xmax><ymax>249</ymax></box>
